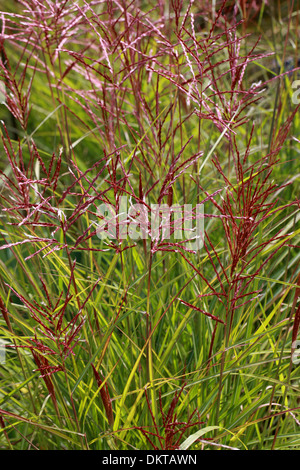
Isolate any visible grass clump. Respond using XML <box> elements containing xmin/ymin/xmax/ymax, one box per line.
<box><xmin>0</xmin><ymin>0</ymin><xmax>299</xmax><ymax>450</ymax></box>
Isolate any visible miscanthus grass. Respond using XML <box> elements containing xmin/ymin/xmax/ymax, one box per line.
<box><xmin>0</xmin><ymin>0</ymin><xmax>299</xmax><ymax>450</ymax></box>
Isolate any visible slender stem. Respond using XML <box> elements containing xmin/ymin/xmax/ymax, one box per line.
<box><xmin>215</xmin><ymin>282</ymin><xmax>235</xmax><ymax>426</ymax></box>
<box><xmin>146</xmin><ymin>249</ymin><xmax>157</xmax><ymax>427</ymax></box>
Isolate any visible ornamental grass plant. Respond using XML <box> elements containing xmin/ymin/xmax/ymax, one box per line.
<box><xmin>0</xmin><ymin>0</ymin><xmax>299</xmax><ymax>450</ymax></box>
